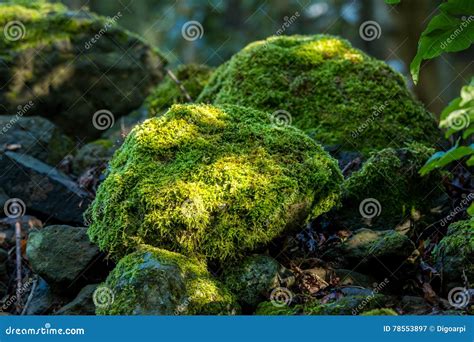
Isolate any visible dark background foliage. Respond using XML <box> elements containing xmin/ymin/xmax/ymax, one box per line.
<box><xmin>59</xmin><ymin>0</ymin><xmax>473</xmax><ymax>115</ymax></box>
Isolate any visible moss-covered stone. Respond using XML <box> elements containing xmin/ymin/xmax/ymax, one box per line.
<box><xmin>198</xmin><ymin>35</ymin><xmax>440</xmax><ymax>154</ymax></box>
<box><xmin>86</xmin><ymin>104</ymin><xmax>342</xmax><ymax>260</ymax></box>
<box><xmin>255</xmin><ymin>301</ymin><xmax>300</xmax><ymax>315</ymax></box>
<box><xmin>255</xmin><ymin>294</ymin><xmax>394</xmax><ymax>315</ymax></box>
<box><xmin>223</xmin><ymin>255</ymin><xmax>291</xmax><ymax>307</ymax></box>
<box><xmin>338</xmin><ymin>143</ymin><xmax>445</xmax><ymax>231</ymax></box>
<box><xmin>73</xmin><ymin>139</ymin><xmax>115</xmax><ymax>175</ymax></box>
<box><xmin>97</xmin><ymin>245</ymin><xmax>239</xmax><ymax>315</ymax></box>
<box><xmin>361</xmin><ymin>308</ymin><xmax>397</xmax><ymax>316</ymax></box>
<box><xmin>432</xmin><ymin>218</ymin><xmax>474</xmax><ymax>290</ymax></box>
<box><xmin>338</xmin><ymin>228</ymin><xmax>416</xmax><ymax>271</ymax></box>
<box><xmin>147</xmin><ymin>64</ymin><xmax>213</xmax><ymax>117</ymax></box>
<box><xmin>0</xmin><ymin>0</ymin><xmax>166</xmax><ymax>139</ymax></box>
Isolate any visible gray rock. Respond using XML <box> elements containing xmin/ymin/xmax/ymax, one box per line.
<box><xmin>56</xmin><ymin>284</ymin><xmax>98</xmax><ymax>315</ymax></box>
<box><xmin>334</xmin><ymin>269</ymin><xmax>377</xmax><ymax>288</ymax></box>
<box><xmin>339</xmin><ymin>228</ymin><xmax>416</xmax><ymax>271</ymax></box>
<box><xmin>0</xmin><ymin>116</ymin><xmax>74</xmax><ymax>165</ymax></box>
<box><xmin>72</xmin><ymin>139</ymin><xmax>115</xmax><ymax>175</ymax></box>
<box><xmin>0</xmin><ymin>152</ymin><xmax>91</xmax><ymax>224</ymax></box>
<box><xmin>26</xmin><ymin>225</ymin><xmax>100</xmax><ymax>292</ymax></box>
<box><xmin>223</xmin><ymin>255</ymin><xmax>292</xmax><ymax>307</ymax></box>
<box><xmin>24</xmin><ymin>277</ymin><xmax>65</xmax><ymax>315</ymax></box>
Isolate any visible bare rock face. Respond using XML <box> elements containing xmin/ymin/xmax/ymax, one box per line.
<box><xmin>26</xmin><ymin>225</ymin><xmax>104</xmax><ymax>293</ymax></box>
<box><xmin>0</xmin><ymin>152</ymin><xmax>90</xmax><ymax>224</ymax></box>
<box><xmin>0</xmin><ymin>1</ymin><xmax>166</xmax><ymax>140</ymax></box>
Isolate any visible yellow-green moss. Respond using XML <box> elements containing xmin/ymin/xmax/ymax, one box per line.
<box><xmin>432</xmin><ymin>218</ymin><xmax>474</xmax><ymax>288</ymax></box>
<box><xmin>147</xmin><ymin>64</ymin><xmax>214</xmax><ymax>117</ymax></box>
<box><xmin>86</xmin><ymin>104</ymin><xmax>342</xmax><ymax>260</ymax></box>
<box><xmin>255</xmin><ymin>301</ymin><xmax>300</xmax><ymax>315</ymax></box>
<box><xmin>198</xmin><ymin>35</ymin><xmax>440</xmax><ymax>154</ymax></box>
<box><xmin>97</xmin><ymin>245</ymin><xmax>238</xmax><ymax>315</ymax></box>
<box><xmin>339</xmin><ymin>143</ymin><xmax>445</xmax><ymax>230</ymax></box>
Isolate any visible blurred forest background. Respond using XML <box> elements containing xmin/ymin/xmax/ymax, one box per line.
<box><xmin>58</xmin><ymin>0</ymin><xmax>473</xmax><ymax>116</ymax></box>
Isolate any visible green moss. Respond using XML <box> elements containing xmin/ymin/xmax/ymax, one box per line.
<box><xmin>86</xmin><ymin>104</ymin><xmax>342</xmax><ymax>260</ymax></box>
<box><xmin>255</xmin><ymin>295</ymin><xmax>394</xmax><ymax>316</ymax></box>
<box><xmin>361</xmin><ymin>308</ymin><xmax>397</xmax><ymax>316</ymax></box>
<box><xmin>432</xmin><ymin>218</ymin><xmax>474</xmax><ymax>288</ymax></box>
<box><xmin>340</xmin><ymin>143</ymin><xmax>445</xmax><ymax>230</ymax></box>
<box><xmin>198</xmin><ymin>35</ymin><xmax>440</xmax><ymax>154</ymax></box>
<box><xmin>97</xmin><ymin>245</ymin><xmax>238</xmax><ymax>315</ymax></box>
<box><xmin>0</xmin><ymin>1</ymin><xmax>158</xmax><ymax>57</ymax></box>
<box><xmin>147</xmin><ymin>64</ymin><xmax>214</xmax><ymax>117</ymax></box>
<box><xmin>255</xmin><ymin>301</ymin><xmax>300</xmax><ymax>315</ymax></box>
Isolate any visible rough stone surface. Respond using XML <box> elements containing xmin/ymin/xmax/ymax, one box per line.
<box><xmin>0</xmin><ymin>152</ymin><xmax>91</xmax><ymax>224</ymax></box>
<box><xmin>56</xmin><ymin>284</ymin><xmax>98</xmax><ymax>315</ymax></box>
<box><xmin>26</xmin><ymin>225</ymin><xmax>100</xmax><ymax>291</ymax></box>
<box><xmin>224</xmin><ymin>255</ymin><xmax>291</xmax><ymax>307</ymax></box>
<box><xmin>0</xmin><ymin>116</ymin><xmax>74</xmax><ymax>165</ymax></box>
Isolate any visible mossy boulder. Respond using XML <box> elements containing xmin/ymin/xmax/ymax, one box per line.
<box><xmin>223</xmin><ymin>255</ymin><xmax>292</xmax><ymax>308</ymax></box>
<box><xmin>147</xmin><ymin>64</ymin><xmax>213</xmax><ymax>117</ymax></box>
<box><xmin>338</xmin><ymin>143</ymin><xmax>445</xmax><ymax>231</ymax></box>
<box><xmin>0</xmin><ymin>0</ymin><xmax>166</xmax><ymax>139</ymax></box>
<box><xmin>96</xmin><ymin>246</ymin><xmax>239</xmax><ymax>315</ymax></box>
<box><xmin>198</xmin><ymin>35</ymin><xmax>440</xmax><ymax>154</ymax></box>
<box><xmin>432</xmin><ymin>219</ymin><xmax>474</xmax><ymax>290</ymax></box>
<box><xmin>86</xmin><ymin>104</ymin><xmax>342</xmax><ymax>260</ymax></box>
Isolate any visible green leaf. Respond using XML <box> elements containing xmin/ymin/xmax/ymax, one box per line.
<box><xmin>419</xmin><ymin>144</ymin><xmax>474</xmax><ymax>175</ymax></box>
<box><xmin>467</xmin><ymin>155</ymin><xmax>474</xmax><ymax>166</ymax></box>
<box><xmin>410</xmin><ymin>7</ymin><xmax>474</xmax><ymax>83</ymax></box>
<box><xmin>385</xmin><ymin>0</ymin><xmax>401</xmax><ymax>4</ymax></box>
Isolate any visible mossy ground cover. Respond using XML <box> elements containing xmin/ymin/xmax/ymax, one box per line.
<box><xmin>198</xmin><ymin>35</ymin><xmax>440</xmax><ymax>154</ymax></box>
<box><xmin>86</xmin><ymin>104</ymin><xmax>342</xmax><ymax>261</ymax></box>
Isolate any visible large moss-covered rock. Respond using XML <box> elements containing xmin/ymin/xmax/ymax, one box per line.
<box><xmin>147</xmin><ymin>64</ymin><xmax>213</xmax><ymax>117</ymax></box>
<box><xmin>338</xmin><ymin>143</ymin><xmax>445</xmax><ymax>231</ymax></box>
<box><xmin>432</xmin><ymin>219</ymin><xmax>474</xmax><ymax>290</ymax></box>
<box><xmin>97</xmin><ymin>246</ymin><xmax>238</xmax><ymax>315</ymax></box>
<box><xmin>0</xmin><ymin>0</ymin><xmax>166</xmax><ymax>139</ymax></box>
<box><xmin>198</xmin><ymin>35</ymin><xmax>439</xmax><ymax>153</ymax></box>
<box><xmin>86</xmin><ymin>104</ymin><xmax>342</xmax><ymax>260</ymax></box>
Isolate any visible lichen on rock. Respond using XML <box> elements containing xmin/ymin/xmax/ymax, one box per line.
<box><xmin>86</xmin><ymin>104</ymin><xmax>342</xmax><ymax>260</ymax></box>
<box><xmin>96</xmin><ymin>245</ymin><xmax>239</xmax><ymax>315</ymax></box>
<box><xmin>197</xmin><ymin>35</ymin><xmax>440</xmax><ymax>154</ymax></box>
